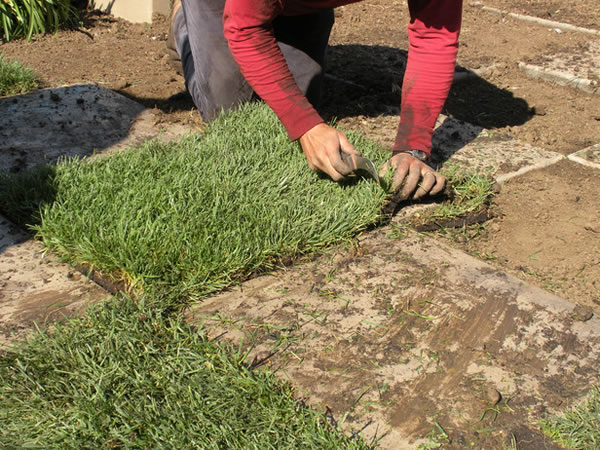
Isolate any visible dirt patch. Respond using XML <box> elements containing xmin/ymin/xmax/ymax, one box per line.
<box><xmin>448</xmin><ymin>158</ymin><xmax>600</xmax><ymax>308</ymax></box>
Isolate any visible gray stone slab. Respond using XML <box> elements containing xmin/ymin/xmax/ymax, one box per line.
<box><xmin>0</xmin><ymin>83</ymin><xmax>189</xmax><ymax>173</ymax></box>
<box><xmin>568</xmin><ymin>142</ymin><xmax>600</xmax><ymax>169</ymax></box>
<box><xmin>433</xmin><ymin>115</ymin><xmax>564</xmax><ymax>182</ymax></box>
<box><xmin>188</xmin><ymin>229</ymin><xmax>599</xmax><ymax>448</ymax></box>
<box><xmin>471</xmin><ymin>3</ymin><xmax>600</xmax><ymax>37</ymax></box>
<box><xmin>0</xmin><ymin>214</ymin><xmax>109</xmax><ymax>348</ymax></box>
<box><xmin>392</xmin><ymin>116</ymin><xmax>564</xmax><ymax>223</ymax></box>
<box><xmin>518</xmin><ymin>40</ymin><xmax>600</xmax><ymax>95</ymax></box>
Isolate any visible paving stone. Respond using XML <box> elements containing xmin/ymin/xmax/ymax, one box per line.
<box><xmin>0</xmin><ymin>83</ymin><xmax>189</xmax><ymax>173</ymax></box>
<box><xmin>518</xmin><ymin>39</ymin><xmax>600</xmax><ymax>95</ymax></box>
<box><xmin>568</xmin><ymin>142</ymin><xmax>600</xmax><ymax>169</ymax></box>
<box><xmin>188</xmin><ymin>229</ymin><xmax>600</xmax><ymax>448</ymax></box>
<box><xmin>0</xmin><ymin>214</ymin><xmax>109</xmax><ymax>348</ymax></box>
<box><xmin>433</xmin><ymin>115</ymin><xmax>564</xmax><ymax>182</ymax></box>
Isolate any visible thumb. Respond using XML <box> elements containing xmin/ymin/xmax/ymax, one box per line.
<box><xmin>337</xmin><ymin>131</ymin><xmax>361</xmax><ymax>156</ymax></box>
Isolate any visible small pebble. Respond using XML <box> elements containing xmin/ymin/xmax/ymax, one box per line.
<box><xmin>572</xmin><ymin>305</ymin><xmax>593</xmax><ymax>322</ymax></box>
<box><xmin>487</xmin><ymin>386</ymin><xmax>502</xmax><ymax>405</ymax></box>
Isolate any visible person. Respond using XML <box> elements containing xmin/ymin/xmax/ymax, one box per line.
<box><xmin>167</xmin><ymin>0</ymin><xmax>462</xmax><ymax>200</ymax></box>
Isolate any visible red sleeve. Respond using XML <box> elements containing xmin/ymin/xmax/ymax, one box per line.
<box><xmin>223</xmin><ymin>0</ymin><xmax>324</xmax><ymax>140</ymax></box>
<box><xmin>394</xmin><ymin>0</ymin><xmax>463</xmax><ymax>156</ymax></box>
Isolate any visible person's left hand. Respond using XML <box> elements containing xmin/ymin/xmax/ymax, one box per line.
<box><xmin>381</xmin><ymin>152</ymin><xmax>446</xmax><ymax>200</ymax></box>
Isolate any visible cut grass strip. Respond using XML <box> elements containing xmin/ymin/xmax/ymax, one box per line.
<box><xmin>406</xmin><ymin>163</ymin><xmax>496</xmax><ymax>231</ymax></box>
<box><xmin>0</xmin><ymin>102</ymin><xmax>388</xmax><ymax>303</ymax></box>
<box><xmin>541</xmin><ymin>386</ymin><xmax>600</xmax><ymax>449</ymax></box>
<box><xmin>0</xmin><ymin>54</ymin><xmax>38</xmax><ymax>96</ymax></box>
<box><xmin>0</xmin><ymin>295</ymin><xmax>369</xmax><ymax>448</ymax></box>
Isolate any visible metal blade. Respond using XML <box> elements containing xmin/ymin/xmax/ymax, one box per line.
<box><xmin>341</xmin><ymin>152</ymin><xmax>380</xmax><ymax>184</ymax></box>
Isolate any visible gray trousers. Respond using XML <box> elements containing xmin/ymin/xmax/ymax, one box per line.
<box><xmin>173</xmin><ymin>0</ymin><xmax>334</xmax><ymax>122</ymax></box>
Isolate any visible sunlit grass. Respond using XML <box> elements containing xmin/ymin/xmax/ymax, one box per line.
<box><xmin>0</xmin><ymin>295</ymin><xmax>369</xmax><ymax>448</ymax></box>
<box><xmin>0</xmin><ymin>54</ymin><xmax>38</xmax><ymax>96</ymax></box>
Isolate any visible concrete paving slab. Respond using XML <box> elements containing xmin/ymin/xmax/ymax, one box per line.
<box><xmin>188</xmin><ymin>228</ymin><xmax>599</xmax><ymax>448</ymax></box>
<box><xmin>0</xmin><ymin>214</ymin><xmax>109</xmax><ymax>348</ymax></box>
<box><xmin>433</xmin><ymin>116</ymin><xmax>564</xmax><ymax>182</ymax></box>
<box><xmin>471</xmin><ymin>2</ymin><xmax>600</xmax><ymax>37</ymax></box>
<box><xmin>392</xmin><ymin>116</ymin><xmax>564</xmax><ymax>222</ymax></box>
<box><xmin>0</xmin><ymin>83</ymin><xmax>189</xmax><ymax>173</ymax></box>
<box><xmin>568</xmin><ymin>142</ymin><xmax>600</xmax><ymax>169</ymax></box>
<box><xmin>518</xmin><ymin>40</ymin><xmax>600</xmax><ymax>95</ymax></box>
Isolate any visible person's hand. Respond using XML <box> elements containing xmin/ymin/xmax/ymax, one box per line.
<box><xmin>382</xmin><ymin>152</ymin><xmax>446</xmax><ymax>200</ymax></box>
<box><xmin>298</xmin><ymin>123</ymin><xmax>361</xmax><ymax>181</ymax></box>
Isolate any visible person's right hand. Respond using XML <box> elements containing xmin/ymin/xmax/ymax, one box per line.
<box><xmin>298</xmin><ymin>123</ymin><xmax>361</xmax><ymax>181</ymax></box>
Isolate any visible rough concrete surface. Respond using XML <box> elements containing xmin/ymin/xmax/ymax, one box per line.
<box><xmin>518</xmin><ymin>40</ymin><xmax>600</xmax><ymax>95</ymax></box>
<box><xmin>188</xmin><ymin>229</ymin><xmax>600</xmax><ymax>448</ymax></box>
<box><xmin>568</xmin><ymin>142</ymin><xmax>600</xmax><ymax>169</ymax></box>
<box><xmin>0</xmin><ymin>83</ymin><xmax>188</xmax><ymax>173</ymax></box>
<box><xmin>0</xmin><ymin>214</ymin><xmax>109</xmax><ymax>348</ymax></box>
<box><xmin>432</xmin><ymin>115</ymin><xmax>564</xmax><ymax>182</ymax></box>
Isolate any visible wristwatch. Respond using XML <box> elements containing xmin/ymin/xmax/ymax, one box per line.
<box><xmin>392</xmin><ymin>149</ymin><xmax>429</xmax><ymax>162</ymax></box>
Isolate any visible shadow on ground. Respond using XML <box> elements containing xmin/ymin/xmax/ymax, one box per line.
<box><xmin>0</xmin><ymin>83</ymin><xmax>153</xmax><ymax>174</ymax></box>
<box><xmin>321</xmin><ymin>44</ymin><xmax>533</xmax><ymax>130</ymax></box>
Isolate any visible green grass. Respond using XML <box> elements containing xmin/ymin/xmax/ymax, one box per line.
<box><xmin>0</xmin><ymin>296</ymin><xmax>369</xmax><ymax>448</ymax></box>
<box><xmin>419</xmin><ymin>163</ymin><xmax>496</xmax><ymax>223</ymax></box>
<box><xmin>0</xmin><ymin>53</ymin><xmax>38</xmax><ymax>96</ymax></box>
<box><xmin>0</xmin><ymin>0</ymin><xmax>79</xmax><ymax>41</ymax></box>
<box><xmin>541</xmin><ymin>386</ymin><xmax>600</xmax><ymax>449</ymax></box>
<box><xmin>0</xmin><ymin>103</ymin><xmax>389</xmax><ymax>304</ymax></box>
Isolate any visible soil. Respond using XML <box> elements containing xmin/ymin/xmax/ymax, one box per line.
<box><xmin>2</xmin><ymin>0</ymin><xmax>600</xmax><ymax>446</ymax></box>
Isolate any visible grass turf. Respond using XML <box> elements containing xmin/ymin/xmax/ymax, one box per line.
<box><xmin>0</xmin><ymin>102</ymin><xmax>389</xmax><ymax>304</ymax></box>
<box><xmin>0</xmin><ymin>296</ymin><xmax>369</xmax><ymax>448</ymax></box>
<box><xmin>541</xmin><ymin>387</ymin><xmax>600</xmax><ymax>449</ymax></box>
<box><xmin>0</xmin><ymin>54</ymin><xmax>38</xmax><ymax>96</ymax></box>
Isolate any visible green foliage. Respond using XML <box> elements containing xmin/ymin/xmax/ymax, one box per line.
<box><xmin>412</xmin><ymin>164</ymin><xmax>496</xmax><ymax>227</ymax></box>
<box><xmin>0</xmin><ymin>0</ymin><xmax>79</xmax><ymax>42</ymax></box>
<box><xmin>0</xmin><ymin>53</ymin><xmax>38</xmax><ymax>95</ymax></box>
<box><xmin>0</xmin><ymin>102</ymin><xmax>389</xmax><ymax>304</ymax></box>
<box><xmin>541</xmin><ymin>386</ymin><xmax>600</xmax><ymax>449</ymax></box>
<box><xmin>0</xmin><ymin>296</ymin><xmax>369</xmax><ymax>448</ymax></box>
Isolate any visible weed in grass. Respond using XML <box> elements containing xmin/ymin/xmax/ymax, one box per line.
<box><xmin>0</xmin><ymin>295</ymin><xmax>370</xmax><ymax>448</ymax></box>
<box><xmin>0</xmin><ymin>54</ymin><xmax>39</xmax><ymax>96</ymax></box>
<box><xmin>0</xmin><ymin>102</ymin><xmax>390</xmax><ymax>305</ymax></box>
<box><xmin>541</xmin><ymin>386</ymin><xmax>600</xmax><ymax>449</ymax></box>
<box><xmin>417</xmin><ymin>421</ymin><xmax>450</xmax><ymax>449</ymax></box>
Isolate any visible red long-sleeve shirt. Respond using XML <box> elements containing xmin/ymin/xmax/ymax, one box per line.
<box><xmin>223</xmin><ymin>0</ymin><xmax>462</xmax><ymax>155</ymax></box>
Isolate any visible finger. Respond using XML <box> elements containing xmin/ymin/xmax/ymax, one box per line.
<box><xmin>401</xmin><ymin>164</ymin><xmax>421</xmax><ymax>200</ymax></box>
<box><xmin>338</xmin><ymin>132</ymin><xmax>361</xmax><ymax>156</ymax></box>
<box><xmin>321</xmin><ymin>158</ymin><xmax>346</xmax><ymax>181</ymax></box>
<box><xmin>429</xmin><ymin>173</ymin><xmax>447</xmax><ymax>196</ymax></box>
<box><xmin>413</xmin><ymin>172</ymin><xmax>437</xmax><ymax>199</ymax></box>
<box><xmin>330</xmin><ymin>149</ymin><xmax>355</xmax><ymax>177</ymax></box>
<box><xmin>391</xmin><ymin>159</ymin><xmax>409</xmax><ymax>192</ymax></box>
